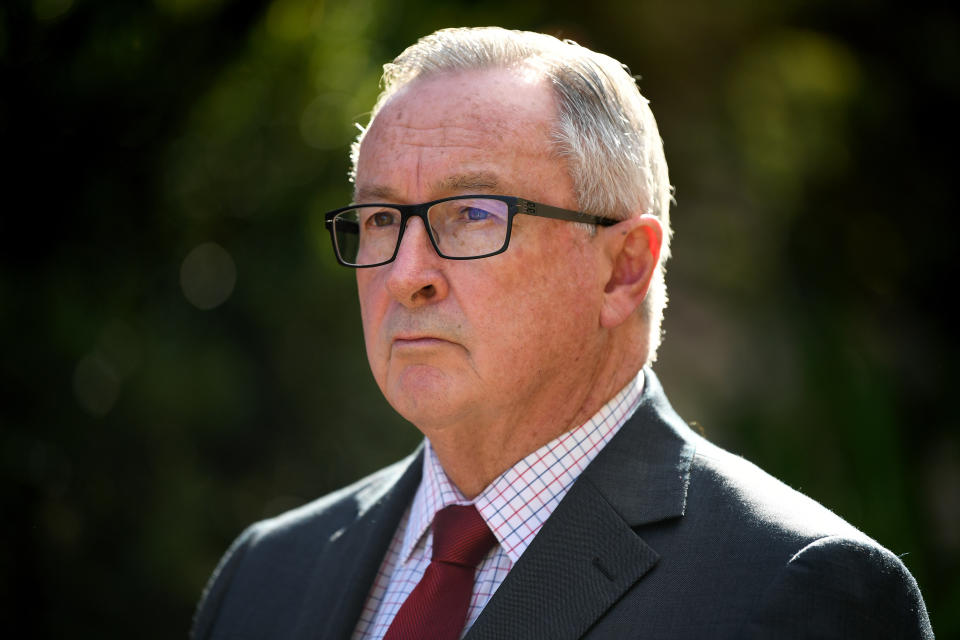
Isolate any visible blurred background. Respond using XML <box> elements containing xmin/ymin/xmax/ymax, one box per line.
<box><xmin>3</xmin><ymin>0</ymin><xmax>958</xmax><ymax>636</ymax></box>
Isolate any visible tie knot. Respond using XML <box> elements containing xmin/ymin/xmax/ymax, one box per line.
<box><xmin>431</xmin><ymin>505</ymin><xmax>497</xmax><ymax>567</ymax></box>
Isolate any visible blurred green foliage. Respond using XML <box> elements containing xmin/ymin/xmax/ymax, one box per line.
<box><xmin>2</xmin><ymin>0</ymin><xmax>958</xmax><ymax>637</ymax></box>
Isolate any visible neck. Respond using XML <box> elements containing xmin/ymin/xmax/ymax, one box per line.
<box><xmin>424</xmin><ymin>340</ymin><xmax>645</xmax><ymax>499</ymax></box>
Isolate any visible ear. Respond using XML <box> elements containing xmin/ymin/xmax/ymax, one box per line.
<box><xmin>599</xmin><ymin>214</ymin><xmax>663</xmax><ymax>329</ymax></box>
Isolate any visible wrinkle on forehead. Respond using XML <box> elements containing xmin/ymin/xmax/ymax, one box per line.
<box><xmin>374</xmin><ymin>123</ymin><xmax>504</xmax><ymax>151</ymax></box>
<box><xmin>373</xmin><ymin>74</ymin><xmax>542</xmax><ymax>145</ymax></box>
<box><xmin>356</xmin><ymin>171</ymin><xmax>503</xmax><ymax>203</ymax></box>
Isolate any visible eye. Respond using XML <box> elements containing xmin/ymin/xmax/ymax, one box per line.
<box><xmin>366</xmin><ymin>210</ymin><xmax>398</xmax><ymax>228</ymax></box>
<box><xmin>462</xmin><ymin>206</ymin><xmax>491</xmax><ymax>221</ymax></box>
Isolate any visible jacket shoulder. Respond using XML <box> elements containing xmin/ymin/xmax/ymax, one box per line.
<box><xmin>675</xmin><ymin>436</ymin><xmax>931</xmax><ymax>637</ymax></box>
<box><xmin>740</xmin><ymin>533</ymin><xmax>934</xmax><ymax>639</ymax></box>
<box><xmin>688</xmin><ymin>436</ymin><xmax>865</xmax><ymax>543</ymax></box>
<box><xmin>191</xmin><ymin>451</ymin><xmax>421</xmax><ymax>639</ymax></box>
<box><xmin>250</xmin><ymin>452</ymin><xmax>418</xmax><ymax>543</ymax></box>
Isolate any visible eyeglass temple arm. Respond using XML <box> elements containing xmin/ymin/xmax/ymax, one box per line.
<box><xmin>518</xmin><ymin>199</ymin><xmax>619</xmax><ymax>227</ymax></box>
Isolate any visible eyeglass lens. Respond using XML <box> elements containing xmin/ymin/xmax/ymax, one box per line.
<box><xmin>332</xmin><ymin>198</ymin><xmax>511</xmax><ymax>265</ymax></box>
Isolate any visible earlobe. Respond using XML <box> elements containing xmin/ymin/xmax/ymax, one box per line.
<box><xmin>600</xmin><ymin>215</ymin><xmax>663</xmax><ymax>329</ymax></box>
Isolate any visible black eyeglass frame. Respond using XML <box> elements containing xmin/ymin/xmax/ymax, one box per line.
<box><xmin>323</xmin><ymin>194</ymin><xmax>619</xmax><ymax>268</ymax></box>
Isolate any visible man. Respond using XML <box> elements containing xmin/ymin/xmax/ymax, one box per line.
<box><xmin>193</xmin><ymin>27</ymin><xmax>932</xmax><ymax>639</ymax></box>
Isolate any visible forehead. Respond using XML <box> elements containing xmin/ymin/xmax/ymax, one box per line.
<box><xmin>354</xmin><ymin>68</ymin><xmax>570</xmax><ymax>203</ymax></box>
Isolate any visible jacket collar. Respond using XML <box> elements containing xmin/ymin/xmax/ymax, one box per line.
<box><xmin>582</xmin><ymin>367</ymin><xmax>695</xmax><ymax>527</ymax></box>
<box><xmin>464</xmin><ymin>367</ymin><xmax>696</xmax><ymax>640</ymax></box>
<box><xmin>306</xmin><ymin>445</ymin><xmax>424</xmax><ymax>640</ymax></box>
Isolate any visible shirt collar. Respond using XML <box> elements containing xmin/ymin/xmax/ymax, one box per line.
<box><xmin>399</xmin><ymin>442</ymin><xmax>468</xmax><ymax>563</ymax></box>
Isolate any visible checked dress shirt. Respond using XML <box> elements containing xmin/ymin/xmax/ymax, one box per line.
<box><xmin>351</xmin><ymin>371</ymin><xmax>646</xmax><ymax>639</ymax></box>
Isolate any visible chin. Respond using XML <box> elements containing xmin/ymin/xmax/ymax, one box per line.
<box><xmin>393</xmin><ymin>362</ymin><xmax>447</xmax><ymax>397</ymax></box>
<box><xmin>387</xmin><ymin>369</ymin><xmax>470</xmax><ymax>428</ymax></box>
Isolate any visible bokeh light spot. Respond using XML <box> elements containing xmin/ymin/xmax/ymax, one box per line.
<box><xmin>180</xmin><ymin>242</ymin><xmax>237</xmax><ymax>310</ymax></box>
<box><xmin>33</xmin><ymin>0</ymin><xmax>73</xmax><ymax>22</ymax></box>
<box><xmin>73</xmin><ymin>354</ymin><xmax>120</xmax><ymax>417</ymax></box>
<box><xmin>727</xmin><ymin>29</ymin><xmax>860</xmax><ymax>194</ymax></box>
<box><xmin>266</xmin><ymin>0</ymin><xmax>325</xmax><ymax>42</ymax></box>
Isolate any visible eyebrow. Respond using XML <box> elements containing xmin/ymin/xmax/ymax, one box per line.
<box><xmin>438</xmin><ymin>171</ymin><xmax>501</xmax><ymax>193</ymax></box>
<box><xmin>354</xmin><ymin>171</ymin><xmax>503</xmax><ymax>204</ymax></box>
<box><xmin>353</xmin><ymin>184</ymin><xmax>397</xmax><ymax>203</ymax></box>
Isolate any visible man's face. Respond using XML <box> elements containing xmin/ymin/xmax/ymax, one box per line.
<box><xmin>354</xmin><ymin>68</ymin><xmax>610</xmax><ymax>434</ymax></box>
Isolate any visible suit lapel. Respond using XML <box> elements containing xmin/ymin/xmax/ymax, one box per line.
<box><xmin>291</xmin><ymin>447</ymin><xmax>425</xmax><ymax>640</ymax></box>
<box><xmin>464</xmin><ymin>475</ymin><xmax>659</xmax><ymax>640</ymax></box>
<box><xmin>465</xmin><ymin>369</ymin><xmax>695</xmax><ymax>640</ymax></box>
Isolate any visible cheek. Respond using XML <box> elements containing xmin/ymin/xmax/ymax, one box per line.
<box><xmin>469</xmin><ymin>243</ymin><xmax>599</xmax><ymax>363</ymax></box>
<box><xmin>356</xmin><ymin>271</ymin><xmax>384</xmax><ymax>321</ymax></box>
<box><xmin>356</xmin><ymin>275</ymin><xmax>387</xmax><ymax>368</ymax></box>
<box><xmin>356</xmin><ymin>278</ymin><xmax>372</xmax><ymax>335</ymax></box>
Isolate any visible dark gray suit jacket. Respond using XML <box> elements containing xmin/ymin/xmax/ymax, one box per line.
<box><xmin>192</xmin><ymin>370</ymin><xmax>933</xmax><ymax>639</ymax></box>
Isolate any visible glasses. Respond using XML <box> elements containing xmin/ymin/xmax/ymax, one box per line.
<box><xmin>324</xmin><ymin>194</ymin><xmax>619</xmax><ymax>268</ymax></box>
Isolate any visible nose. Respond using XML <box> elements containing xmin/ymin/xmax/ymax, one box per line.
<box><xmin>385</xmin><ymin>216</ymin><xmax>449</xmax><ymax>307</ymax></box>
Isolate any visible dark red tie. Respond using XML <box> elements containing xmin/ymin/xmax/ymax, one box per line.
<box><xmin>383</xmin><ymin>504</ymin><xmax>497</xmax><ymax>640</ymax></box>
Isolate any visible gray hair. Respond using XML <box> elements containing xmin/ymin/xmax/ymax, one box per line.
<box><xmin>351</xmin><ymin>27</ymin><xmax>673</xmax><ymax>362</ymax></box>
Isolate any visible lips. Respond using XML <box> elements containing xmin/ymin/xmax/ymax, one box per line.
<box><xmin>380</xmin><ymin>304</ymin><xmax>468</xmax><ymax>357</ymax></box>
<box><xmin>392</xmin><ymin>333</ymin><xmax>439</xmax><ymax>341</ymax></box>
<box><xmin>391</xmin><ymin>335</ymin><xmax>453</xmax><ymax>347</ymax></box>
<box><xmin>386</xmin><ymin>317</ymin><xmax>463</xmax><ymax>347</ymax></box>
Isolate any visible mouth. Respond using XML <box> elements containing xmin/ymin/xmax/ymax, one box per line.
<box><xmin>391</xmin><ymin>335</ymin><xmax>453</xmax><ymax>347</ymax></box>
